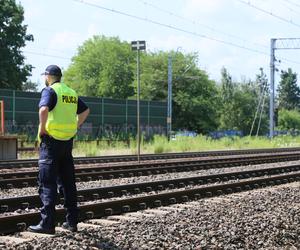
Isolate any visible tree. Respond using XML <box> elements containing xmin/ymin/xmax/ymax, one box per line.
<box><xmin>22</xmin><ymin>80</ymin><xmax>38</xmax><ymax>92</ymax></box>
<box><xmin>0</xmin><ymin>0</ymin><xmax>33</xmax><ymax>89</ymax></box>
<box><xmin>220</xmin><ymin>67</ymin><xmax>234</xmax><ymax>102</ymax></box>
<box><xmin>64</xmin><ymin>36</ymin><xmax>135</xmax><ymax>99</ymax></box>
<box><xmin>278</xmin><ymin>109</ymin><xmax>300</xmax><ymax>131</ymax></box>
<box><xmin>218</xmin><ymin>67</ymin><xmax>235</xmax><ymax>129</ymax></box>
<box><xmin>231</xmin><ymin>82</ymin><xmax>268</xmax><ymax>135</ymax></box>
<box><xmin>140</xmin><ymin>51</ymin><xmax>219</xmax><ymax>133</ymax></box>
<box><xmin>249</xmin><ymin>68</ymin><xmax>269</xmax><ymax>135</ymax></box>
<box><xmin>218</xmin><ymin>68</ymin><xmax>269</xmax><ymax>135</ymax></box>
<box><xmin>277</xmin><ymin>68</ymin><xmax>300</xmax><ymax>110</ymax></box>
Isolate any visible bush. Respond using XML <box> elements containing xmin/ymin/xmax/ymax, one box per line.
<box><xmin>278</xmin><ymin>109</ymin><xmax>300</xmax><ymax>131</ymax></box>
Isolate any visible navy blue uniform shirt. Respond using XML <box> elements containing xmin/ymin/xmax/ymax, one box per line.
<box><xmin>39</xmin><ymin>83</ymin><xmax>88</xmax><ymax>114</ymax></box>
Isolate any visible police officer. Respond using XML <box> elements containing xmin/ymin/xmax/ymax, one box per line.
<box><xmin>28</xmin><ymin>65</ymin><xmax>89</xmax><ymax>234</ymax></box>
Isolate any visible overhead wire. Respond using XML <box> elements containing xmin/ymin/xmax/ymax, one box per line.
<box><xmin>281</xmin><ymin>0</ymin><xmax>300</xmax><ymax>9</ymax></box>
<box><xmin>26</xmin><ymin>46</ymin><xmax>74</xmax><ymax>55</ymax></box>
<box><xmin>72</xmin><ymin>0</ymin><xmax>268</xmax><ymax>56</ymax></box>
<box><xmin>19</xmin><ymin>0</ymin><xmax>300</xmax><ymax>68</ymax></box>
<box><xmin>278</xmin><ymin>0</ymin><xmax>300</xmax><ymax>16</ymax></box>
<box><xmin>71</xmin><ymin>0</ymin><xmax>300</xmax><ymax>67</ymax></box>
<box><xmin>138</xmin><ymin>0</ymin><xmax>268</xmax><ymax>49</ymax></box>
<box><xmin>22</xmin><ymin>50</ymin><xmax>71</xmax><ymax>60</ymax></box>
<box><xmin>233</xmin><ymin>0</ymin><xmax>300</xmax><ymax>66</ymax></box>
<box><xmin>236</xmin><ymin>0</ymin><xmax>300</xmax><ymax>29</ymax></box>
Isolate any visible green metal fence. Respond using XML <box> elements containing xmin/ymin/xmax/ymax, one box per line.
<box><xmin>0</xmin><ymin>89</ymin><xmax>167</xmax><ymax>140</ymax></box>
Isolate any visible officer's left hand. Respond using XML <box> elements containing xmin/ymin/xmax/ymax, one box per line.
<box><xmin>39</xmin><ymin>127</ymin><xmax>49</xmax><ymax>137</ymax></box>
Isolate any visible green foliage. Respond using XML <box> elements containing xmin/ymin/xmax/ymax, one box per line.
<box><xmin>256</xmin><ymin>67</ymin><xmax>269</xmax><ymax>94</ymax></box>
<box><xmin>218</xmin><ymin>67</ymin><xmax>235</xmax><ymax>129</ymax></box>
<box><xmin>62</xmin><ymin>36</ymin><xmax>278</xmax><ymax>135</ymax></box>
<box><xmin>278</xmin><ymin>109</ymin><xmax>300</xmax><ymax>131</ymax></box>
<box><xmin>116</xmin><ymin>135</ymin><xmax>300</xmax><ymax>154</ymax></box>
<box><xmin>0</xmin><ymin>0</ymin><xmax>33</xmax><ymax>89</ymax></box>
<box><xmin>18</xmin><ymin>135</ymin><xmax>300</xmax><ymax>159</ymax></box>
<box><xmin>65</xmin><ymin>40</ymin><xmax>219</xmax><ymax>133</ymax></box>
<box><xmin>249</xmin><ymin>68</ymin><xmax>269</xmax><ymax>135</ymax></box>
<box><xmin>218</xmin><ymin>68</ymin><xmax>269</xmax><ymax>135</ymax></box>
<box><xmin>277</xmin><ymin>68</ymin><xmax>300</xmax><ymax>110</ymax></box>
<box><xmin>220</xmin><ymin>67</ymin><xmax>234</xmax><ymax>102</ymax></box>
<box><xmin>64</xmin><ymin>36</ymin><xmax>135</xmax><ymax>99</ymax></box>
<box><xmin>140</xmin><ymin>51</ymin><xmax>219</xmax><ymax>133</ymax></box>
<box><xmin>22</xmin><ymin>80</ymin><xmax>38</xmax><ymax>92</ymax></box>
<box><xmin>152</xmin><ymin>136</ymin><xmax>167</xmax><ymax>154</ymax></box>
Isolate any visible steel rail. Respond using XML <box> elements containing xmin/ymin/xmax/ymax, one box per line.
<box><xmin>0</xmin><ymin>163</ymin><xmax>299</xmax><ymax>213</ymax></box>
<box><xmin>2</xmin><ymin>147</ymin><xmax>300</xmax><ymax>168</ymax></box>
<box><xmin>2</xmin><ymin>151</ymin><xmax>300</xmax><ymax>180</ymax></box>
<box><xmin>1</xmin><ymin>153</ymin><xmax>300</xmax><ymax>189</ymax></box>
<box><xmin>0</xmin><ymin>172</ymin><xmax>299</xmax><ymax>234</ymax></box>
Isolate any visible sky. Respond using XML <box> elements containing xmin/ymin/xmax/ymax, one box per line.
<box><xmin>18</xmin><ymin>0</ymin><xmax>300</xmax><ymax>91</ymax></box>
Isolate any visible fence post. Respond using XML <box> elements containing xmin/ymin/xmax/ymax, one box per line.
<box><xmin>148</xmin><ymin>101</ymin><xmax>150</xmax><ymax>137</ymax></box>
<box><xmin>101</xmin><ymin>98</ymin><xmax>104</xmax><ymax>138</ymax></box>
<box><xmin>126</xmin><ymin>99</ymin><xmax>128</xmax><ymax>134</ymax></box>
<box><xmin>12</xmin><ymin>90</ymin><xmax>15</xmax><ymax>126</ymax></box>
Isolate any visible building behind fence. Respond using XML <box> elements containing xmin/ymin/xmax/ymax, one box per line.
<box><xmin>0</xmin><ymin>89</ymin><xmax>167</xmax><ymax>141</ymax></box>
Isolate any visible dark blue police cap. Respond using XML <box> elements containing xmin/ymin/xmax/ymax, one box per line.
<box><xmin>41</xmin><ymin>65</ymin><xmax>62</xmax><ymax>76</ymax></box>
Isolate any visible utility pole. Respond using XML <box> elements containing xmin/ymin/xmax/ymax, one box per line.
<box><xmin>131</xmin><ymin>40</ymin><xmax>146</xmax><ymax>163</ymax></box>
<box><xmin>167</xmin><ymin>55</ymin><xmax>172</xmax><ymax>140</ymax></box>
<box><xmin>137</xmin><ymin>49</ymin><xmax>141</xmax><ymax>161</ymax></box>
<box><xmin>269</xmin><ymin>38</ymin><xmax>300</xmax><ymax>138</ymax></box>
<box><xmin>269</xmin><ymin>38</ymin><xmax>275</xmax><ymax>138</ymax></box>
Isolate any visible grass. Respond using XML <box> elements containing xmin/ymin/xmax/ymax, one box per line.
<box><xmin>146</xmin><ymin>135</ymin><xmax>300</xmax><ymax>153</ymax></box>
<box><xmin>18</xmin><ymin>135</ymin><xmax>300</xmax><ymax>159</ymax></box>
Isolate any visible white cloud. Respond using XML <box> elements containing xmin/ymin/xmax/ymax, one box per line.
<box><xmin>205</xmin><ymin>51</ymin><xmax>269</xmax><ymax>82</ymax></box>
<box><xmin>182</xmin><ymin>0</ymin><xmax>225</xmax><ymax>18</ymax></box>
<box><xmin>21</xmin><ymin>0</ymin><xmax>44</xmax><ymax>20</ymax></box>
<box><xmin>146</xmin><ymin>33</ymin><xmax>265</xmax><ymax>80</ymax></box>
<box><xmin>247</xmin><ymin>54</ymin><xmax>269</xmax><ymax>71</ymax></box>
<box><xmin>147</xmin><ymin>34</ymin><xmax>221</xmax><ymax>56</ymax></box>
<box><xmin>48</xmin><ymin>31</ymin><xmax>83</xmax><ymax>51</ymax></box>
<box><xmin>86</xmin><ymin>23</ymin><xmax>100</xmax><ymax>38</ymax></box>
<box><xmin>249</xmin><ymin>34</ymin><xmax>270</xmax><ymax>48</ymax></box>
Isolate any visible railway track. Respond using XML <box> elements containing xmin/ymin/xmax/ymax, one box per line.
<box><xmin>1</xmin><ymin>163</ymin><xmax>299</xmax><ymax>212</ymax></box>
<box><xmin>0</xmin><ymin>171</ymin><xmax>299</xmax><ymax>234</ymax></box>
<box><xmin>0</xmin><ymin>148</ymin><xmax>299</xmax><ymax>238</ymax></box>
<box><xmin>1</xmin><ymin>151</ymin><xmax>300</xmax><ymax>189</ymax></box>
<box><xmin>2</xmin><ymin>146</ymin><xmax>300</xmax><ymax>168</ymax></box>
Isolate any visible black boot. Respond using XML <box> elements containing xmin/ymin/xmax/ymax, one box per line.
<box><xmin>28</xmin><ymin>224</ymin><xmax>55</xmax><ymax>234</ymax></box>
<box><xmin>62</xmin><ymin>222</ymin><xmax>77</xmax><ymax>232</ymax></box>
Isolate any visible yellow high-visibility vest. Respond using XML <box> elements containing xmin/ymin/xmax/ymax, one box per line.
<box><xmin>45</xmin><ymin>83</ymin><xmax>78</xmax><ymax>140</ymax></box>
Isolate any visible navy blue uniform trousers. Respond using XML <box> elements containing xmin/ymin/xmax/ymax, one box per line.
<box><xmin>38</xmin><ymin>135</ymin><xmax>78</xmax><ymax>229</ymax></box>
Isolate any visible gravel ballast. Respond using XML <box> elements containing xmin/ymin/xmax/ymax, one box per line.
<box><xmin>1</xmin><ymin>160</ymin><xmax>300</xmax><ymax>199</ymax></box>
<box><xmin>1</xmin><ymin>150</ymin><xmax>299</xmax><ymax>174</ymax></box>
<box><xmin>1</xmin><ymin>181</ymin><xmax>299</xmax><ymax>249</ymax></box>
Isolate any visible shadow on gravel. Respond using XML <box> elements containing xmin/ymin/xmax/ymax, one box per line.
<box><xmin>97</xmin><ymin>238</ymin><xmax>123</xmax><ymax>250</ymax></box>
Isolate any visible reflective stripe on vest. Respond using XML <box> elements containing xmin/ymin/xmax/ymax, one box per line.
<box><xmin>46</xmin><ymin>83</ymin><xmax>78</xmax><ymax>140</ymax></box>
